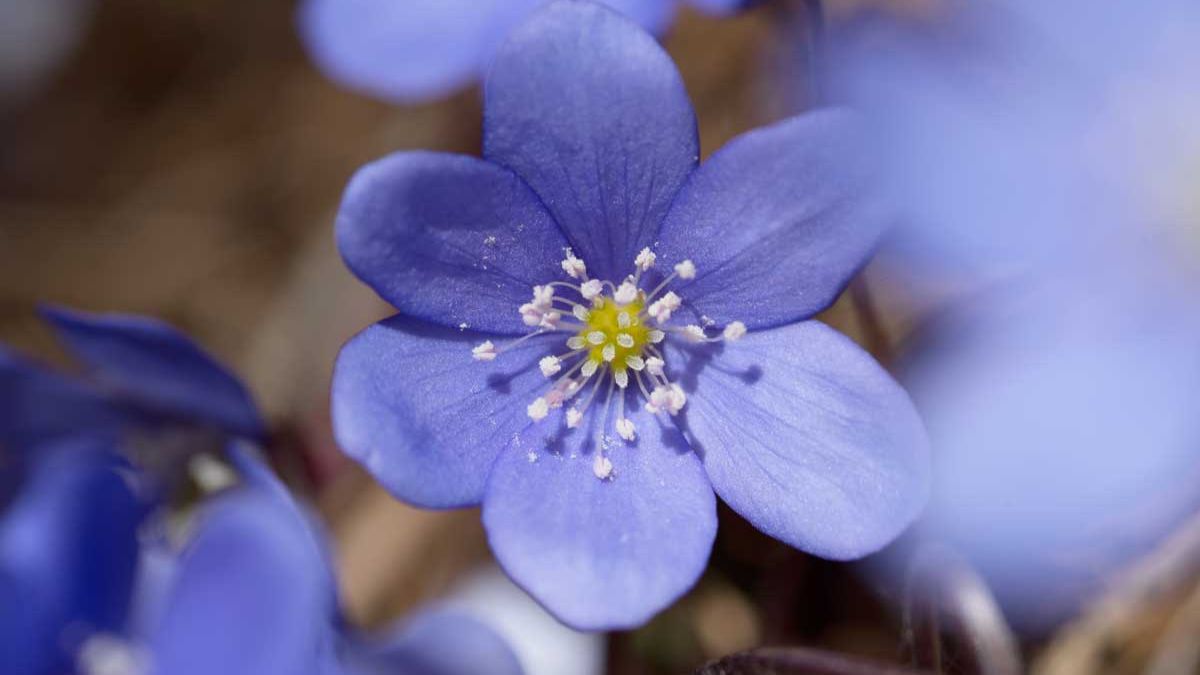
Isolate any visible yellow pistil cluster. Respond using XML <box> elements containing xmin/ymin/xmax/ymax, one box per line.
<box><xmin>580</xmin><ymin>297</ymin><xmax>649</xmax><ymax>375</ymax></box>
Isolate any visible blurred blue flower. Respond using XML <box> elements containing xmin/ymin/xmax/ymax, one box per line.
<box><xmin>898</xmin><ymin>270</ymin><xmax>1200</xmax><ymax>633</ymax></box>
<box><xmin>829</xmin><ymin>0</ymin><xmax>1200</xmax><ymax>278</ymax></box>
<box><xmin>1</xmin><ymin>306</ymin><xmax>265</xmax><ymax>460</ymax></box>
<box><xmin>331</xmin><ymin>1</ymin><xmax>929</xmax><ymax>630</ymax></box>
<box><xmin>1</xmin><ymin>442</ymin><xmax>524</xmax><ymax>675</ymax></box>
<box><xmin>297</xmin><ymin>0</ymin><xmax>756</xmax><ymax>103</ymax></box>
<box><xmin>829</xmin><ymin>0</ymin><xmax>1200</xmax><ymax>631</ymax></box>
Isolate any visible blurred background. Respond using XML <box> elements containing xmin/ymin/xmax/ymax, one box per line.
<box><xmin>3</xmin><ymin>1</ymin><xmax>1199</xmax><ymax>674</ymax></box>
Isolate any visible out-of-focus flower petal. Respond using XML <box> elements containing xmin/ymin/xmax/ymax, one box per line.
<box><xmin>336</xmin><ymin>152</ymin><xmax>569</xmax><ymax>336</ymax></box>
<box><xmin>151</xmin><ymin>454</ymin><xmax>340</xmax><ymax>675</ymax></box>
<box><xmin>0</xmin><ymin>347</ymin><xmax>124</xmax><ymax>452</ymax></box>
<box><xmin>332</xmin><ymin>316</ymin><xmax>560</xmax><ymax>508</ymax></box>
<box><xmin>686</xmin><ymin>0</ymin><xmax>755</xmax><ymax>15</ymax></box>
<box><xmin>903</xmin><ymin>278</ymin><xmax>1200</xmax><ymax>632</ymax></box>
<box><xmin>357</xmin><ymin>608</ymin><xmax>524</xmax><ymax>675</ymax></box>
<box><xmin>483</xmin><ymin>405</ymin><xmax>715</xmax><ymax>630</ymax></box>
<box><xmin>483</xmin><ymin>1</ymin><xmax>698</xmax><ymax>282</ymax></box>
<box><xmin>655</xmin><ymin>110</ymin><xmax>883</xmax><ymax>329</ymax></box>
<box><xmin>666</xmin><ymin>321</ymin><xmax>929</xmax><ymax>559</ymax></box>
<box><xmin>40</xmin><ymin>306</ymin><xmax>265</xmax><ymax>440</ymax></box>
<box><xmin>0</xmin><ymin>439</ymin><xmax>145</xmax><ymax>675</ymax></box>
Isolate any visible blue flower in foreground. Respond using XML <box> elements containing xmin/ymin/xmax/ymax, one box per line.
<box><xmin>0</xmin><ymin>306</ymin><xmax>264</xmax><ymax>459</ymax></box>
<box><xmin>1</xmin><ymin>442</ymin><xmax>524</xmax><ymax>675</ymax></box>
<box><xmin>331</xmin><ymin>1</ymin><xmax>929</xmax><ymax>629</ymax></box>
<box><xmin>298</xmin><ymin>0</ymin><xmax>755</xmax><ymax>103</ymax></box>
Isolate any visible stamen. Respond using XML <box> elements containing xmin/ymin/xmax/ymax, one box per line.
<box><xmin>625</xmin><ymin>355</ymin><xmax>645</xmax><ymax>371</ymax></box>
<box><xmin>614</xmin><ymin>280</ymin><xmax>638</xmax><ymax>305</ymax></box>
<box><xmin>587</xmin><ymin>331</ymin><xmax>607</xmax><ymax>345</ymax></box>
<box><xmin>581</xmin><ymin>359</ymin><xmax>600</xmax><ymax>377</ymax></box>
<box><xmin>647</xmin><ymin>291</ymin><xmax>681</xmax><ymax>324</ymax></box>
<box><xmin>644</xmin><ymin>356</ymin><xmax>665</xmax><ymax>377</ymax></box>
<box><xmin>539</xmin><ymin>356</ymin><xmax>561</xmax><ymax>377</ymax></box>
<box><xmin>561</xmin><ymin>249</ymin><xmax>588</xmax><ymax>279</ymax></box>
<box><xmin>614</xmin><ymin>370</ymin><xmax>629</xmax><ymax>389</ymax></box>
<box><xmin>648</xmin><ymin>329</ymin><xmax>665</xmax><ymax>344</ymax></box>
<box><xmin>580</xmin><ymin>279</ymin><xmax>603</xmax><ymax>300</ymax></box>
<box><xmin>722</xmin><ymin>321</ymin><xmax>747</xmax><ymax>342</ymax></box>
<box><xmin>683</xmin><ymin>325</ymin><xmax>707</xmax><ymax>343</ymax></box>
<box><xmin>616</xmin><ymin>417</ymin><xmax>636</xmax><ymax>441</ymax></box>
<box><xmin>567</xmin><ymin>336</ymin><xmax>586</xmax><ymax>350</ymax></box>
<box><xmin>572</xmin><ymin>305</ymin><xmax>590</xmax><ymax>321</ymax></box>
<box><xmin>616</xmin><ymin>333</ymin><xmax>635</xmax><ymax>349</ymax></box>
<box><xmin>634</xmin><ymin>247</ymin><xmax>657</xmax><ymax>272</ymax></box>
<box><xmin>472</xmin><ymin>341</ymin><xmax>497</xmax><ymax>361</ymax></box>
<box><xmin>567</xmin><ymin>408</ymin><xmax>583</xmax><ymax>428</ymax></box>
<box><xmin>617</xmin><ymin>311</ymin><xmax>631</xmax><ymax>328</ymax></box>
<box><xmin>674</xmin><ymin>259</ymin><xmax>696</xmax><ymax>280</ymax></box>
<box><xmin>601</xmin><ymin>344</ymin><xmax>616</xmax><ymax>362</ymax></box>
<box><xmin>593</xmin><ymin>453</ymin><xmax>614</xmax><ymax>480</ymax></box>
<box><xmin>531</xmin><ymin>284</ymin><xmax>555</xmax><ymax>309</ymax></box>
<box><xmin>527</xmin><ymin>397</ymin><xmax>550</xmax><ymax>421</ymax></box>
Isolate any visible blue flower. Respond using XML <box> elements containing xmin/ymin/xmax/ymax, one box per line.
<box><xmin>829</xmin><ymin>0</ymin><xmax>1200</xmax><ymax>631</ymax></box>
<box><xmin>298</xmin><ymin>0</ymin><xmax>756</xmax><ymax>103</ymax></box>
<box><xmin>331</xmin><ymin>1</ymin><xmax>930</xmax><ymax>630</ymax></box>
<box><xmin>1</xmin><ymin>306</ymin><xmax>265</xmax><ymax>456</ymax></box>
<box><xmin>1</xmin><ymin>441</ymin><xmax>525</xmax><ymax>675</ymax></box>
<box><xmin>829</xmin><ymin>0</ymin><xmax>1200</xmax><ymax>278</ymax></box>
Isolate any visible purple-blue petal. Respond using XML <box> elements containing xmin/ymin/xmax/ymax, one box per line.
<box><xmin>483</xmin><ymin>403</ymin><xmax>715</xmax><ymax>630</ymax></box>
<box><xmin>40</xmin><ymin>306</ymin><xmax>265</xmax><ymax>440</ymax></box>
<box><xmin>358</xmin><ymin>608</ymin><xmax>524</xmax><ymax>675</ymax></box>
<box><xmin>151</xmin><ymin>461</ymin><xmax>341</xmax><ymax>675</ymax></box>
<box><xmin>665</xmin><ymin>322</ymin><xmax>929</xmax><ymax>559</ymax></box>
<box><xmin>655</xmin><ymin>110</ymin><xmax>883</xmax><ymax>329</ymax></box>
<box><xmin>298</xmin><ymin>0</ymin><xmax>537</xmax><ymax>103</ymax></box>
<box><xmin>0</xmin><ymin>347</ymin><xmax>125</xmax><ymax>452</ymax></box>
<box><xmin>336</xmin><ymin>151</ymin><xmax>570</xmax><ymax>335</ymax></box>
<box><xmin>332</xmin><ymin>315</ymin><xmax>560</xmax><ymax>508</ymax></box>
<box><xmin>686</xmin><ymin>0</ymin><xmax>756</xmax><ymax>15</ymax></box>
<box><xmin>0</xmin><ymin>439</ymin><xmax>145</xmax><ymax>675</ymax></box>
<box><xmin>483</xmin><ymin>0</ymin><xmax>699</xmax><ymax>282</ymax></box>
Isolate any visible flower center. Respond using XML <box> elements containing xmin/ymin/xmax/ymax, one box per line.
<box><xmin>472</xmin><ymin>247</ymin><xmax>746</xmax><ymax>481</ymax></box>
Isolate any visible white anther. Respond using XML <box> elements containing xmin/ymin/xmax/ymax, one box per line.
<box><xmin>472</xmin><ymin>341</ymin><xmax>497</xmax><ymax>361</ymax></box>
<box><xmin>722</xmin><ymin>321</ymin><xmax>747</xmax><ymax>342</ymax></box>
<box><xmin>572</xmin><ymin>305</ymin><xmax>591</xmax><ymax>322</ymax></box>
<box><xmin>614</xmin><ymin>370</ymin><xmax>629</xmax><ymax>389</ymax></box>
<box><xmin>531</xmin><ymin>284</ymin><xmax>555</xmax><ymax>309</ymax></box>
<box><xmin>648</xmin><ymin>384</ymin><xmax>686</xmax><ymax>415</ymax></box>
<box><xmin>527</xmin><ymin>397</ymin><xmax>550</xmax><ymax>421</ymax></box>
<box><xmin>617</xmin><ymin>311</ymin><xmax>631</xmax><ymax>328</ymax></box>
<box><xmin>616</xmin><ymin>333</ymin><xmax>635</xmax><ymax>349</ymax></box>
<box><xmin>581</xmin><ymin>359</ymin><xmax>599</xmax><ymax>377</ymax></box>
<box><xmin>647</xmin><ymin>291</ymin><xmax>681</xmax><ymax>323</ymax></box>
<box><xmin>587</xmin><ymin>331</ymin><xmax>607</xmax><ymax>345</ymax></box>
<box><xmin>616</xmin><ymin>417</ymin><xmax>636</xmax><ymax>441</ymax></box>
<box><xmin>562</xmin><ymin>379</ymin><xmax>581</xmax><ymax>397</ymax></box>
<box><xmin>645</xmin><ymin>356</ymin><xmax>665</xmax><ymax>377</ymax></box>
<box><xmin>520</xmin><ymin>303</ymin><xmax>542</xmax><ymax>327</ymax></box>
<box><xmin>561</xmin><ymin>250</ymin><xmax>587</xmax><ymax>279</ymax></box>
<box><xmin>674</xmin><ymin>260</ymin><xmax>696</xmax><ymax>280</ymax></box>
<box><xmin>567</xmin><ymin>408</ymin><xmax>583</xmax><ymax>428</ymax></box>
<box><xmin>580</xmin><ymin>279</ymin><xmax>603</xmax><ymax>300</ymax></box>
<box><xmin>648</xmin><ymin>330</ymin><xmax>665</xmax><ymax>344</ymax></box>
<box><xmin>539</xmin><ymin>356</ymin><xmax>561</xmax><ymax>377</ymax></box>
<box><xmin>634</xmin><ymin>247</ymin><xmax>657</xmax><ymax>272</ymax></box>
<box><xmin>567</xmin><ymin>336</ymin><xmax>586</xmax><ymax>350</ymax></box>
<box><xmin>683</xmin><ymin>325</ymin><xmax>707</xmax><ymax>343</ymax></box>
<box><xmin>602</xmin><ymin>344</ymin><xmax>616</xmax><ymax>362</ymax></box>
<box><xmin>614</xmin><ymin>281</ymin><xmax>638</xmax><ymax>305</ymax></box>
<box><xmin>538</xmin><ymin>311</ymin><xmax>562</xmax><ymax>329</ymax></box>
<box><xmin>593</xmin><ymin>453</ymin><xmax>614</xmax><ymax>480</ymax></box>
<box><xmin>625</xmin><ymin>355</ymin><xmax>645</xmax><ymax>371</ymax></box>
